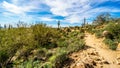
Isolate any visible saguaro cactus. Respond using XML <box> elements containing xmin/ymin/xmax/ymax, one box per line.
<box><xmin>4</xmin><ymin>24</ymin><xmax>6</xmax><ymax>29</ymax></box>
<box><xmin>58</xmin><ymin>20</ymin><xmax>60</xmax><ymax>29</ymax></box>
<box><xmin>82</xmin><ymin>18</ymin><xmax>86</xmax><ymax>27</ymax></box>
<box><xmin>83</xmin><ymin>18</ymin><xmax>86</xmax><ymax>26</ymax></box>
<box><xmin>0</xmin><ymin>24</ymin><xmax>2</xmax><ymax>29</ymax></box>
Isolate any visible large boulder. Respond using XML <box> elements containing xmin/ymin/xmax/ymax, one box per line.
<box><xmin>102</xmin><ymin>30</ymin><xmax>110</xmax><ymax>37</ymax></box>
<box><xmin>102</xmin><ymin>30</ymin><xmax>113</xmax><ymax>39</ymax></box>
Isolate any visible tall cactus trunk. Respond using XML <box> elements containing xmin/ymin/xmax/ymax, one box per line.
<box><xmin>58</xmin><ymin>20</ymin><xmax>60</xmax><ymax>29</ymax></box>
<box><xmin>83</xmin><ymin>18</ymin><xmax>86</xmax><ymax>27</ymax></box>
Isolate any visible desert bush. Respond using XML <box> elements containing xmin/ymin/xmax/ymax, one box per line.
<box><xmin>0</xmin><ymin>49</ymin><xmax>9</xmax><ymax>68</ymax></box>
<box><xmin>95</xmin><ymin>32</ymin><xmax>102</xmax><ymax>38</ymax></box>
<box><xmin>49</xmin><ymin>48</ymin><xmax>68</xmax><ymax>68</ymax></box>
<box><xmin>31</xmin><ymin>24</ymin><xmax>60</xmax><ymax>48</ymax></box>
<box><xmin>57</xmin><ymin>41</ymin><xmax>68</xmax><ymax>47</ymax></box>
<box><xmin>80</xmin><ymin>28</ymin><xmax>85</xmax><ymax>33</ymax></box>
<box><xmin>105</xmin><ymin>23</ymin><xmax>120</xmax><ymax>39</ymax></box>
<box><xmin>17</xmin><ymin>47</ymin><xmax>34</xmax><ymax>60</ymax></box>
<box><xmin>103</xmin><ymin>39</ymin><xmax>117</xmax><ymax>50</ymax></box>
<box><xmin>16</xmin><ymin>60</ymin><xmax>41</xmax><ymax>68</ymax></box>
<box><xmin>95</xmin><ymin>29</ymin><xmax>103</xmax><ymax>38</ymax></box>
<box><xmin>67</xmin><ymin>40</ymin><xmax>85</xmax><ymax>54</ymax></box>
<box><xmin>102</xmin><ymin>23</ymin><xmax>120</xmax><ymax>50</ymax></box>
<box><xmin>48</xmin><ymin>37</ymin><xmax>85</xmax><ymax>67</ymax></box>
<box><xmin>46</xmin><ymin>51</ymin><xmax>53</xmax><ymax>59</ymax></box>
<box><xmin>70</xmin><ymin>31</ymin><xmax>79</xmax><ymax>37</ymax></box>
<box><xmin>0</xmin><ymin>28</ymin><xmax>33</xmax><ymax>68</ymax></box>
<box><xmin>79</xmin><ymin>33</ymin><xmax>85</xmax><ymax>39</ymax></box>
<box><xmin>35</xmin><ymin>48</ymin><xmax>47</xmax><ymax>57</ymax></box>
<box><xmin>84</xmin><ymin>25</ymin><xmax>97</xmax><ymax>34</ymax></box>
<box><xmin>41</xmin><ymin>62</ymin><xmax>53</xmax><ymax>68</ymax></box>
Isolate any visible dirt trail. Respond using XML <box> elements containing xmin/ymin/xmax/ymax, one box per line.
<box><xmin>85</xmin><ymin>33</ymin><xmax>120</xmax><ymax>68</ymax></box>
<box><xmin>67</xmin><ymin>33</ymin><xmax>120</xmax><ymax>68</ymax></box>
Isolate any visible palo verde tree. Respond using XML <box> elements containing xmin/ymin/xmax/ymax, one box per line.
<box><xmin>93</xmin><ymin>13</ymin><xmax>111</xmax><ymax>25</ymax></box>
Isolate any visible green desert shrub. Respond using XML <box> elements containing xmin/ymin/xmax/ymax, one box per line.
<box><xmin>16</xmin><ymin>60</ymin><xmax>41</xmax><ymax>68</ymax></box>
<box><xmin>103</xmin><ymin>39</ymin><xmax>117</xmax><ymax>50</ymax></box>
<box><xmin>95</xmin><ymin>30</ymin><xmax>103</xmax><ymax>38</ymax></box>
<box><xmin>67</xmin><ymin>40</ymin><xmax>85</xmax><ymax>54</ymax></box>
<box><xmin>80</xmin><ymin>28</ymin><xmax>85</xmax><ymax>33</ymax></box>
<box><xmin>49</xmin><ymin>48</ymin><xmax>68</xmax><ymax>68</ymax></box>
<box><xmin>31</xmin><ymin>24</ymin><xmax>60</xmax><ymax>48</ymax></box>
<box><xmin>85</xmin><ymin>25</ymin><xmax>96</xmax><ymax>34</ymax></box>
<box><xmin>95</xmin><ymin>32</ymin><xmax>102</xmax><ymax>38</ymax></box>
<box><xmin>105</xmin><ymin>23</ymin><xmax>120</xmax><ymax>39</ymax></box>
<box><xmin>0</xmin><ymin>28</ymin><xmax>33</xmax><ymax>68</ymax></box>
<box><xmin>46</xmin><ymin>51</ymin><xmax>53</xmax><ymax>59</ymax></box>
<box><xmin>103</xmin><ymin>23</ymin><xmax>120</xmax><ymax>50</ymax></box>
<box><xmin>70</xmin><ymin>31</ymin><xmax>79</xmax><ymax>37</ymax></box>
<box><xmin>79</xmin><ymin>33</ymin><xmax>85</xmax><ymax>39</ymax></box>
<box><xmin>32</xmin><ymin>48</ymin><xmax>47</xmax><ymax>60</ymax></box>
<box><xmin>57</xmin><ymin>40</ymin><xmax>68</xmax><ymax>47</ymax></box>
<box><xmin>0</xmin><ymin>49</ymin><xmax>9</xmax><ymax>68</ymax></box>
<box><xmin>41</xmin><ymin>62</ymin><xmax>53</xmax><ymax>68</ymax></box>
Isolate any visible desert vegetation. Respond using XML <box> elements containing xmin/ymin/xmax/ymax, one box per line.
<box><xmin>0</xmin><ymin>22</ymin><xmax>85</xmax><ymax>68</ymax></box>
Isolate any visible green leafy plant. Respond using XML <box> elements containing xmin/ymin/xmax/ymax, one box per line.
<box><xmin>103</xmin><ymin>39</ymin><xmax>117</xmax><ymax>50</ymax></box>
<box><xmin>49</xmin><ymin>48</ymin><xmax>68</xmax><ymax>68</ymax></box>
<box><xmin>0</xmin><ymin>49</ymin><xmax>9</xmax><ymax>68</ymax></box>
<box><xmin>105</xmin><ymin>23</ymin><xmax>120</xmax><ymax>39</ymax></box>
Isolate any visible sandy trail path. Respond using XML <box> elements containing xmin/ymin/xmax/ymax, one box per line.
<box><xmin>67</xmin><ymin>33</ymin><xmax>120</xmax><ymax>68</ymax></box>
<box><xmin>84</xmin><ymin>33</ymin><xmax>120</xmax><ymax>68</ymax></box>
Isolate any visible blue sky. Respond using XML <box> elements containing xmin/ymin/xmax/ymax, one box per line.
<box><xmin>0</xmin><ymin>0</ymin><xmax>120</xmax><ymax>27</ymax></box>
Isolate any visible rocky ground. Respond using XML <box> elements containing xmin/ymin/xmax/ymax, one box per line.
<box><xmin>64</xmin><ymin>33</ymin><xmax>120</xmax><ymax>68</ymax></box>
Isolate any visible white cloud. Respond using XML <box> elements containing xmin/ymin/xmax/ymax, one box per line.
<box><xmin>44</xmin><ymin>0</ymin><xmax>91</xmax><ymax>17</ymax></box>
<box><xmin>65</xmin><ymin>15</ymin><xmax>81</xmax><ymax>23</ymax></box>
<box><xmin>45</xmin><ymin>0</ymin><xmax>69</xmax><ymax>16</ymax></box>
<box><xmin>43</xmin><ymin>0</ymin><xmax>98</xmax><ymax>23</ymax></box>
<box><xmin>64</xmin><ymin>12</ymin><xmax>94</xmax><ymax>24</ymax></box>
<box><xmin>39</xmin><ymin>17</ymin><xmax>56</xmax><ymax>21</ymax></box>
<box><xmin>1</xmin><ymin>0</ymin><xmax>43</xmax><ymax>14</ymax></box>
<box><xmin>2</xmin><ymin>1</ymin><xmax>24</xmax><ymax>14</ymax></box>
<box><xmin>2</xmin><ymin>1</ymin><xmax>37</xmax><ymax>14</ymax></box>
<box><xmin>44</xmin><ymin>0</ymin><xmax>120</xmax><ymax>23</ymax></box>
<box><xmin>91</xmin><ymin>7</ymin><xmax>120</xmax><ymax>12</ymax></box>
